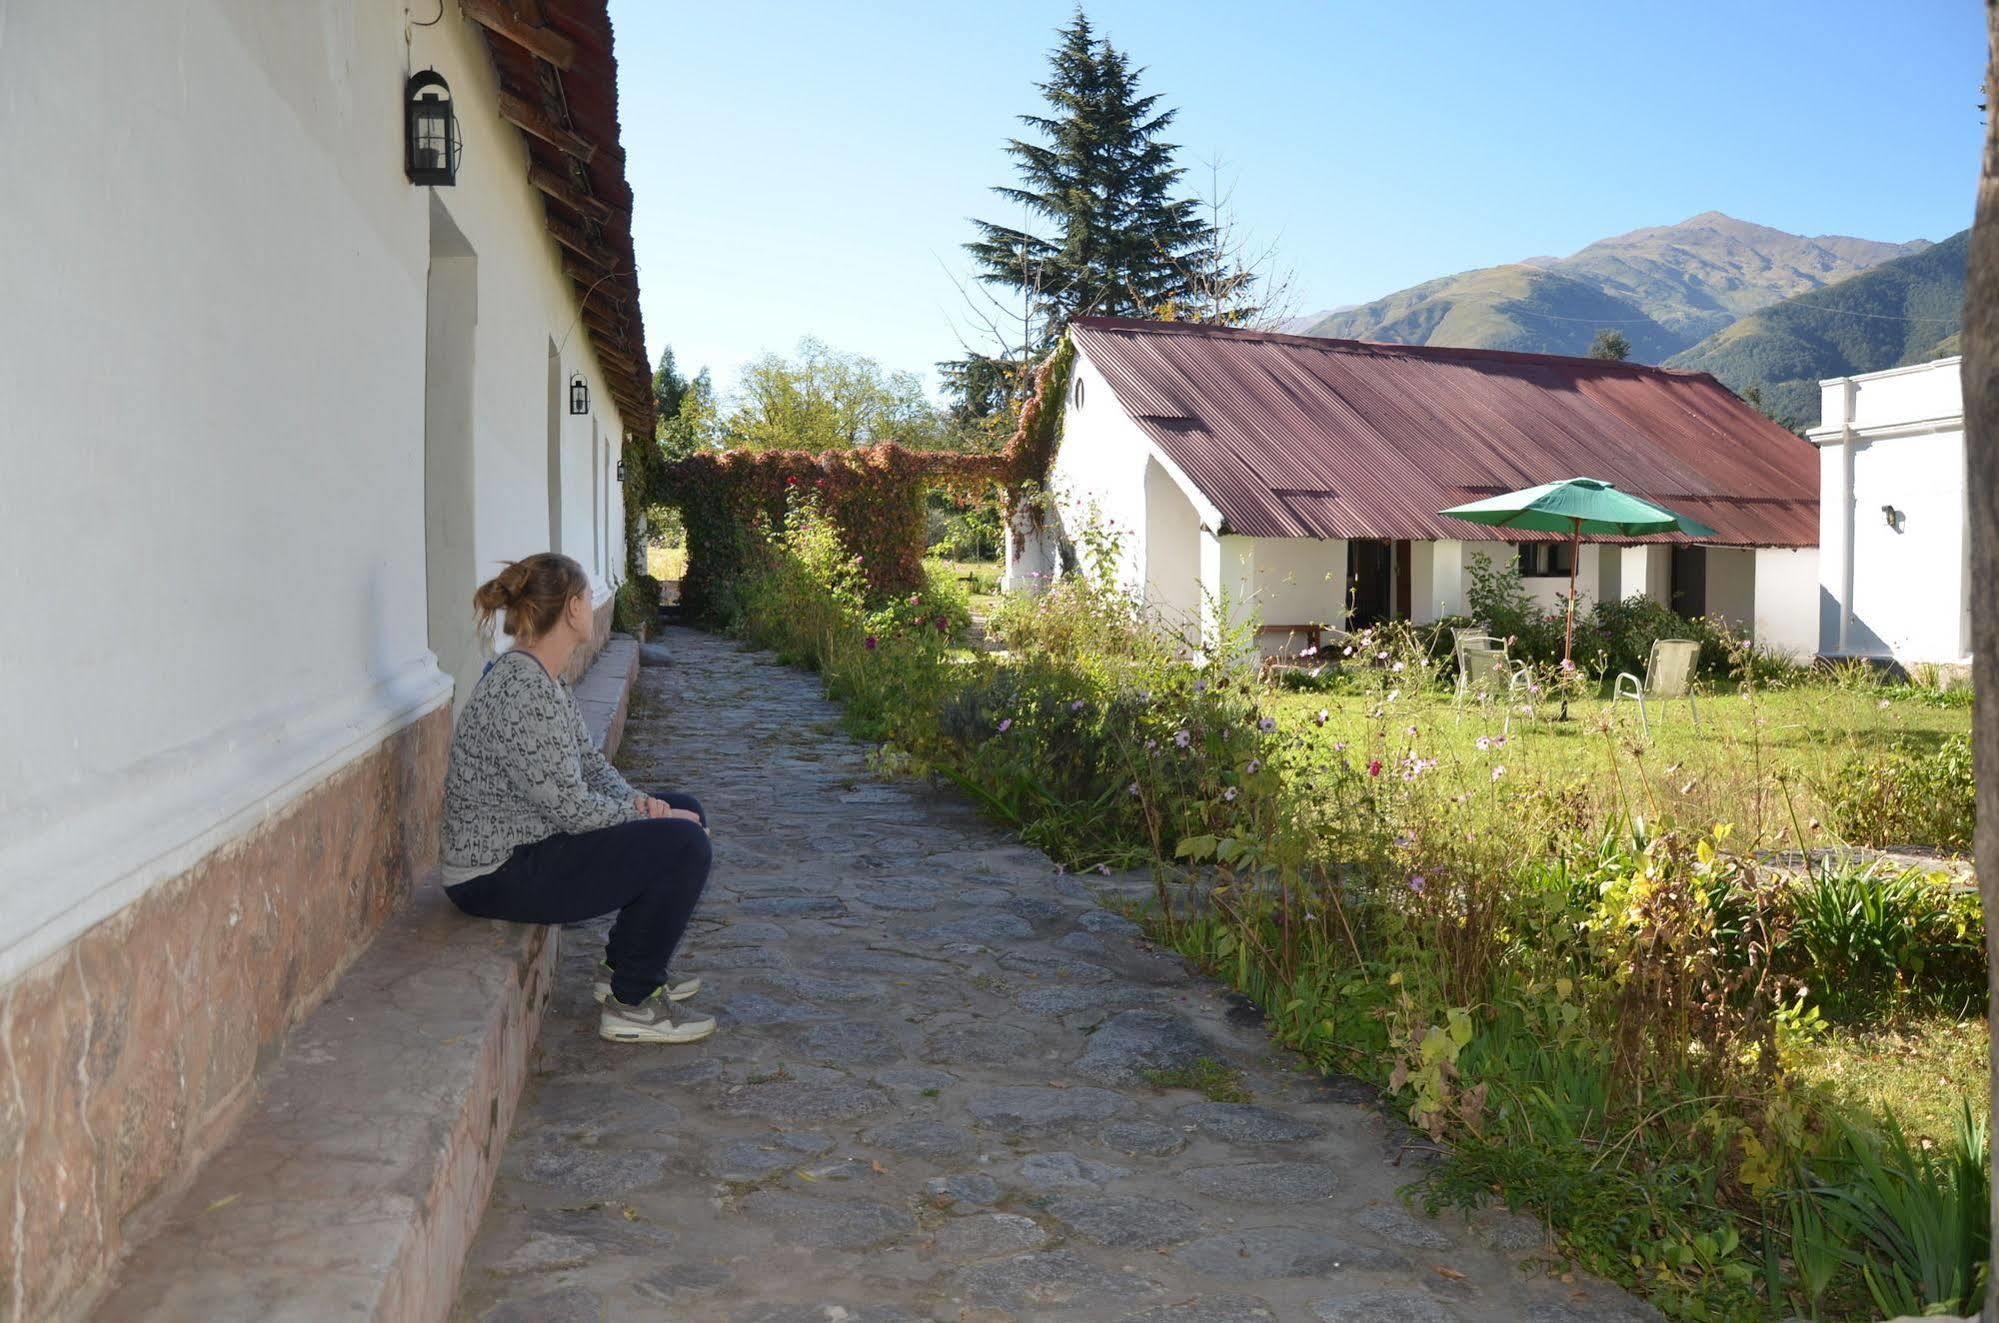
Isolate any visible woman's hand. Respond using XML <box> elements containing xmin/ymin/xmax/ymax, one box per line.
<box><xmin>635</xmin><ymin>794</ymin><xmax>707</xmax><ymax>831</ymax></box>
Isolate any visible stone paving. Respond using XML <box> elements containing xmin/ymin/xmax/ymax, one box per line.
<box><xmin>451</xmin><ymin>625</ymin><xmax>1661</xmax><ymax>1323</ymax></box>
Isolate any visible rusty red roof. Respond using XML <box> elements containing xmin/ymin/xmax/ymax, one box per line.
<box><xmin>1068</xmin><ymin>317</ymin><xmax>1819</xmax><ymax>547</ymax></box>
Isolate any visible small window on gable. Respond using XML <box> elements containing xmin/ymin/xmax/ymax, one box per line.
<box><xmin>1517</xmin><ymin>542</ymin><xmax>1574</xmax><ymax>578</ymax></box>
<box><xmin>1072</xmin><ymin>376</ymin><xmax>1085</xmax><ymax>409</ymax></box>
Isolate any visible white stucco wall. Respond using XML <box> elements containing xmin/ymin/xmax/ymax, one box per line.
<box><xmin>1048</xmin><ymin>346</ymin><xmax>1150</xmax><ymax>593</ymax></box>
<box><xmin>0</xmin><ymin>1</ymin><xmax>634</xmax><ymax>982</ymax></box>
<box><xmin>1753</xmin><ymin>548</ymin><xmax>1820</xmax><ymax>658</ymax></box>
<box><xmin>1809</xmin><ymin>358</ymin><xmax>1967</xmax><ymax>664</ymax></box>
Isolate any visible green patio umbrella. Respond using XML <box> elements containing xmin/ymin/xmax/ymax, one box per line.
<box><xmin>1438</xmin><ymin>477</ymin><xmax>1717</xmax><ymax>664</ymax></box>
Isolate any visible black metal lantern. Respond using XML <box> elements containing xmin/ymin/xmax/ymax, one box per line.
<box><xmin>569</xmin><ymin>374</ymin><xmax>589</xmax><ymax>415</ymax></box>
<box><xmin>405</xmin><ymin>70</ymin><xmax>460</xmax><ymax>186</ymax></box>
<box><xmin>617</xmin><ymin>459</ymin><xmax>628</xmax><ymax>482</ymax></box>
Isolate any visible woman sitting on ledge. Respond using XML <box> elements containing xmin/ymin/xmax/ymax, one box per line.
<box><xmin>440</xmin><ymin>553</ymin><xmax>715</xmax><ymax>1045</ymax></box>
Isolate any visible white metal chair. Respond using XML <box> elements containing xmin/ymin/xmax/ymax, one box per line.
<box><xmin>1614</xmin><ymin>638</ymin><xmax>1701</xmax><ymax>736</ymax></box>
<box><xmin>1455</xmin><ymin>637</ymin><xmax>1530</xmax><ymax>733</ymax></box>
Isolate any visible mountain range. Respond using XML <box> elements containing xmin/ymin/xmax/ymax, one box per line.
<box><xmin>1294</xmin><ymin>212</ymin><xmax>1962</xmax><ymax>427</ymax></box>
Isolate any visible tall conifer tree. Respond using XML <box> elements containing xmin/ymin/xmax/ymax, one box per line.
<box><xmin>946</xmin><ymin>10</ymin><xmax>1208</xmax><ymax>417</ymax></box>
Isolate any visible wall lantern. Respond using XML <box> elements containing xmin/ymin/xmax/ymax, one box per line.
<box><xmin>616</xmin><ymin>459</ymin><xmax>628</xmax><ymax>482</ymax></box>
<box><xmin>405</xmin><ymin>70</ymin><xmax>461</xmax><ymax>186</ymax></box>
<box><xmin>568</xmin><ymin>374</ymin><xmax>590</xmax><ymax>415</ymax></box>
<box><xmin>1881</xmin><ymin>504</ymin><xmax>1904</xmax><ymax>532</ymax></box>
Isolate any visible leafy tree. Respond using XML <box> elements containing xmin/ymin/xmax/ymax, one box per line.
<box><xmin>947</xmin><ymin>10</ymin><xmax>1210</xmax><ymax>416</ymax></box>
<box><xmin>653</xmin><ymin>347</ymin><xmax>719</xmax><ymax>462</ymax></box>
<box><xmin>723</xmin><ymin>338</ymin><xmax>968</xmax><ymax>453</ymax></box>
<box><xmin>1588</xmin><ymin>328</ymin><xmax>1633</xmax><ymax>361</ymax></box>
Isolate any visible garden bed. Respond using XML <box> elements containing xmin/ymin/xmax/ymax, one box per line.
<box><xmin>701</xmin><ymin>503</ymin><xmax>1985</xmax><ymax>1322</ymax></box>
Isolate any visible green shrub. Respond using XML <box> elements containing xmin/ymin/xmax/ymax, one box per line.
<box><xmin>1820</xmin><ymin>735</ymin><xmax>1975</xmax><ymax>853</ymax></box>
<box><xmin>613</xmin><ymin>575</ymin><xmax>661</xmax><ymax>638</ymax></box>
<box><xmin>1790</xmin><ymin>1105</ymin><xmax>1989</xmax><ymax>1319</ymax></box>
<box><xmin>1777</xmin><ymin>861</ymin><xmax>1984</xmax><ymax>1019</ymax></box>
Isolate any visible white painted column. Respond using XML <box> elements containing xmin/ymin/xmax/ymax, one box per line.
<box><xmin>1416</xmin><ymin>538</ymin><xmax>1466</xmax><ymax>621</ymax></box>
<box><xmin>1003</xmin><ymin>500</ymin><xmax>1061</xmax><ymax>594</ymax></box>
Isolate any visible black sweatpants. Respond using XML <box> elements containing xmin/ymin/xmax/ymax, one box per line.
<box><xmin>445</xmin><ymin>791</ymin><xmax>711</xmax><ymax>1006</ymax></box>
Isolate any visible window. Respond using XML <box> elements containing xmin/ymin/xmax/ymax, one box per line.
<box><xmin>1517</xmin><ymin>542</ymin><xmax>1573</xmax><ymax>578</ymax></box>
<box><xmin>1072</xmin><ymin>376</ymin><xmax>1085</xmax><ymax>409</ymax></box>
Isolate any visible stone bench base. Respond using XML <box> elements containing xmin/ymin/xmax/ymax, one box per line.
<box><xmin>92</xmin><ymin>637</ymin><xmax>640</xmax><ymax>1322</ymax></box>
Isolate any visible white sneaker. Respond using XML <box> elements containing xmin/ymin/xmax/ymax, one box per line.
<box><xmin>594</xmin><ymin>961</ymin><xmax>700</xmax><ymax>1004</ymax></box>
<box><xmin>598</xmin><ymin>989</ymin><xmax>717</xmax><ymax>1044</ymax></box>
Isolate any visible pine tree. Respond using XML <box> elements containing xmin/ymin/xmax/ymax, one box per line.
<box><xmin>949</xmin><ymin>10</ymin><xmax>1208</xmax><ymax>415</ymax></box>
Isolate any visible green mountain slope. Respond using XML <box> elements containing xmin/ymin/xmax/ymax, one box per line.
<box><xmin>1305</xmin><ymin>213</ymin><xmax>1925</xmax><ymax>359</ymax></box>
<box><xmin>1305</xmin><ymin>263</ymin><xmax>1684</xmax><ymax>360</ymax></box>
<box><xmin>1538</xmin><ymin>211</ymin><xmax>1925</xmax><ymax>343</ymax></box>
<box><xmin>1664</xmin><ymin>229</ymin><xmax>1968</xmax><ymax>430</ymax></box>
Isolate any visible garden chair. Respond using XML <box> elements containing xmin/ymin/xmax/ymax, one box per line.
<box><xmin>1613</xmin><ymin>638</ymin><xmax>1701</xmax><ymax>736</ymax></box>
<box><xmin>1454</xmin><ymin>637</ymin><xmax>1530</xmax><ymax>734</ymax></box>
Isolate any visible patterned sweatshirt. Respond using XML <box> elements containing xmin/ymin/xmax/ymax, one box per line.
<box><xmin>440</xmin><ymin>649</ymin><xmax>641</xmax><ymax>884</ymax></box>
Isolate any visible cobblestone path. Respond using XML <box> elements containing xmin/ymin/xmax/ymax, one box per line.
<box><xmin>452</xmin><ymin>626</ymin><xmax>1660</xmax><ymax>1323</ymax></box>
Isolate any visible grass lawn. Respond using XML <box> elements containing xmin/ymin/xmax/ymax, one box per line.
<box><xmin>1799</xmin><ymin>1015</ymin><xmax>1990</xmax><ymax>1144</ymax></box>
<box><xmin>645</xmin><ymin>544</ymin><xmax>689</xmax><ymax>581</ymax></box>
<box><xmin>1265</xmin><ymin>677</ymin><xmax>1971</xmax><ymax>855</ymax></box>
<box><xmin>924</xmin><ymin>555</ymin><xmax>1004</xmax><ymax>617</ymax></box>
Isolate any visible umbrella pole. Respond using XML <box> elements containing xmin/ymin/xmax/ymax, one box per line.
<box><xmin>1565</xmin><ymin>519</ymin><xmax>1578</xmax><ymax>664</ymax></box>
<box><xmin>1561</xmin><ymin>519</ymin><xmax>1579</xmax><ymax>721</ymax></box>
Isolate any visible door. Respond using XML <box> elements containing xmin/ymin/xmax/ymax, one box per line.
<box><xmin>1347</xmin><ymin>539</ymin><xmax>1393</xmax><ymax>627</ymax></box>
<box><xmin>1669</xmin><ymin>545</ymin><xmax>1707</xmax><ymax>618</ymax></box>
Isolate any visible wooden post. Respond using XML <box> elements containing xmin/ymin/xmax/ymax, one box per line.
<box><xmin>1970</xmin><ymin>5</ymin><xmax>1998</xmax><ymax>1314</ymax></box>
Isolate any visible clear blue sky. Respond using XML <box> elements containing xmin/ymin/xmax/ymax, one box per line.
<box><xmin>610</xmin><ymin>0</ymin><xmax>1985</xmax><ymax>398</ymax></box>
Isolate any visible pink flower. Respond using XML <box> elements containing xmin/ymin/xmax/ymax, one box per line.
<box><xmin>1128</xmin><ymin>782</ymin><xmax>1142</xmax><ymax>796</ymax></box>
<box><xmin>1367</xmin><ymin>758</ymin><xmax>1383</xmax><ymax>777</ymax></box>
<box><xmin>1560</xmin><ymin>658</ymin><xmax>1576</xmax><ymax>673</ymax></box>
<box><xmin>998</xmin><ymin>718</ymin><xmax>1013</xmax><ymax>733</ymax></box>
<box><xmin>934</xmin><ymin>616</ymin><xmax>949</xmax><ymax>632</ymax></box>
<box><xmin>864</xmin><ymin>635</ymin><xmax>879</xmax><ymax>651</ymax></box>
<box><xmin>1491</xmin><ymin>765</ymin><xmax>1506</xmax><ymax>781</ymax></box>
<box><xmin>1246</xmin><ymin>759</ymin><xmax>1262</xmax><ymax>775</ymax></box>
<box><xmin>1334</xmin><ymin>741</ymin><xmax>1348</xmax><ymax>752</ymax></box>
<box><xmin>1258</xmin><ymin>717</ymin><xmax>1276</xmax><ymax>733</ymax></box>
<box><xmin>1174</xmin><ymin>730</ymin><xmax>1191</xmax><ymax>748</ymax></box>
<box><xmin>1314</xmin><ymin>709</ymin><xmax>1329</xmax><ymax>726</ymax></box>
<box><xmin>1223</xmin><ymin>787</ymin><xmax>1237</xmax><ymax>802</ymax></box>
<box><xmin>1409</xmin><ymin>875</ymin><xmax>1426</xmax><ymax>893</ymax></box>
<box><xmin>1097</xmin><ymin>863</ymin><xmax>1112</xmax><ymax>876</ymax></box>
<box><xmin>1070</xmin><ymin>699</ymin><xmax>1086</xmax><ymax>712</ymax></box>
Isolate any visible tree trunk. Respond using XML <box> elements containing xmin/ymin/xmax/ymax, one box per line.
<box><xmin>1972</xmin><ymin>5</ymin><xmax>1998</xmax><ymax>1316</ymax></box>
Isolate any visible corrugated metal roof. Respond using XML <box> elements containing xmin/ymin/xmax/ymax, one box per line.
<box><xmin>1069</xmin><ymin>317</ymin><xmax>1820</xmax><ymax>546</ymax></box>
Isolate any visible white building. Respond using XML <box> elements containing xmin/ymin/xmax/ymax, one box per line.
<box><xmin>0</xmin><ymin>4</ymin><xmax>653</xmax><ymax>1315</ymax></box>
<box><xmin>1808</xmin><ymin>357</ymin><xmax>1970</xmax><ymax>670</ymax></box>
<box><xmin>1027</xmin><ymin>318</ymin><xmax>1822</xmax><ymax>657</ymax></box>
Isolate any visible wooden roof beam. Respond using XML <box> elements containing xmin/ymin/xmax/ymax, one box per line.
<box><xmin>545</xmin><ymin>215</ymin><xmax>618</xmax><ymax>267</ymax></box>
<box><xmin>528</xmin><ymin>162</ymin><xmax>615</xmax><ymax>222</ymax></box>
<box><xmin>462</xmin><ymin>0</ymin><xmax>576</xmax><ymax>70</ymax></box>
<box><xmin>497</xmin><ymin>90</ymin><xmax>596</xmax><ymax>161</ymax></box>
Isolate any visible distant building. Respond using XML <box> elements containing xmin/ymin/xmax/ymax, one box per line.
<box><xmin>1808</xmin><ymin>357</ymin><xmax>1970</xmax><ymax>669</ymax></box>
<box><xmin>1023</xmin><ymin>318</ymin><xmax>1821</xmax><ymax>657</ymax></box>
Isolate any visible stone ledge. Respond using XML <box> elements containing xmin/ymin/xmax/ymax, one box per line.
<box><xmin>91</xmin><ymin>639</ymin><xmax>641</xmax><ymax>1323</ymax></box>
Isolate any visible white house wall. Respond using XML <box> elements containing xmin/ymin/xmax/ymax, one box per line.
<box><xmin>1811</xmin><ymin>358</ymin><xmax>1968</xmax><ymax>665</ymax></box>
<box><xmin>1753</xmin><ymin>548</ymin><xmax>1820</xmax><ymax>659</ymax></box>
<box><xmin>0</xmin><ymin>1</ymin><xmax>631</xmax><ymax>981</ymax></box>
<box><xmin>1049</xmin><ymin>345</ymin><xmax>1151</xmax><ymax>593</ymax></box>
